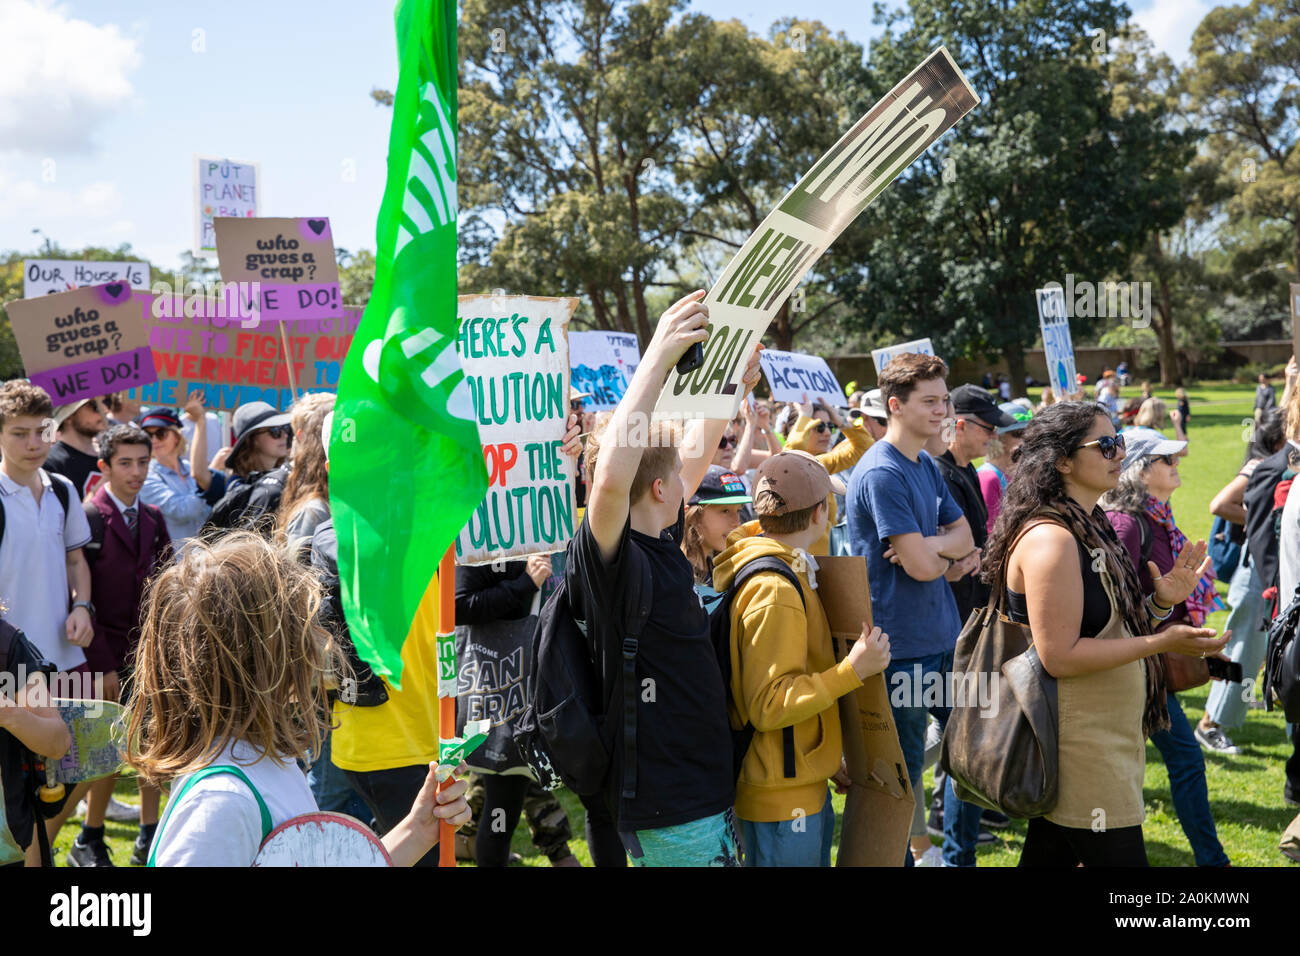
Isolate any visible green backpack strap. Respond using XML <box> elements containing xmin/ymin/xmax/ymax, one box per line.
<box><xmin>148</xmin><ymin>764</ymin><xmax>273</xmax><ymax>867</ymax></box>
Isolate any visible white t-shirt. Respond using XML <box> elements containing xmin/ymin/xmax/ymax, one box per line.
<box><xmin>1280</xmin><ymin>463</ymin><xmax>1300</xmax><ymax>603</ymax></box>
<box><xmin>0</xmin><ymin>468</ymin><xmax>92</xmax><ymax>671</ymax></box>
<box><xmin>151</xmin><ymin>739</ymin><xmax>317</xmax><ymax>866</ymax></box>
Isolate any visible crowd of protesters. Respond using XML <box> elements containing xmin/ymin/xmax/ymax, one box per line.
<box><xmin>2</xmin><ymin>298</ymin><xmax>1298</xmax><ymax>868</ymax></box>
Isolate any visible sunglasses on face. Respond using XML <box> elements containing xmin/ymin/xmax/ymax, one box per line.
<box><xmin>718</xmin><ymin>436</ymin><xmax>736</xmax><ymax>450</ymax></box>
<box><xmin>1150</xmin><ymin>454</ymin><xmax>1177</xmax><ymax>467</ymax></box>
<box><xmin>1076</xmin><ymin>434</ymin><xmax>1126</xmax><ymax>460</ymax></box>
<box><xmin>965</xmin><ymin>417</ymin><xmax>997</xmax><ymax>435</ymax></box>
<box><xmin>144</xmin><ymin>428</ymin><xmax>168</xmax><ymax>441</ymax></box>
<box><xmin>813</xmin><ymin>422</ymin><xmax>831</xmax><ymax>434</ymax></box>
<box><xmin>259</xmin><ymin>425</ymin><xmax>291</xmax><ymax>439</ymax></box>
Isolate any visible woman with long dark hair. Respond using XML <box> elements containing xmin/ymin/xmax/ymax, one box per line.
<box><xmin>982</xmin><ymin>402</ymin><xmax>1227</xmax><ymax>866</ymax></box>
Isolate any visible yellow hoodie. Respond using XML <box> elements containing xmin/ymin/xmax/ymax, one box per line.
<box><xmin>712</xmin><ymin>532</ymin><xmax>863</xmax><ymax>823</ymax></box>
<box><xmin>783</xmin><ymin>416</ymin><xmax>872</xmax><ymax>555</ymax></box>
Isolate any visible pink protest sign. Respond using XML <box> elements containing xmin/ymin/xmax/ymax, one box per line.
<box><xmin>7</xmin><ymin>283</ymin><xmax>159</xmax><ymax>404</ymax></box>
<box><xmin>214</xmin><ymin>217</ymin><xmax>341</xmax><ymax>323</ymax></box>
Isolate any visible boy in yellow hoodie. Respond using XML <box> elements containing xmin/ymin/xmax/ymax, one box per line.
<box><xmin>713</xmin><ymin>450</ymin><xmax>891</xmax><ymax>866</ymax></box>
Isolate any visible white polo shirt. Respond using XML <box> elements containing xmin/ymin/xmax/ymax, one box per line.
<box><xmin>0</xmin><ymin>468</ymin><xmax>92</xmax><ymax>671</ymax></box>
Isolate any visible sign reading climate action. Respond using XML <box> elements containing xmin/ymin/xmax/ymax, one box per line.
<box><xmin>8</xmin><ymin>283</ymin><xmax>158</xmax><ymax>404</ymax></box>
<box><xmin>455</xmin><ymin>295</ymin><xmax>577</xmax><ymax>566</ymax></box>
<box><xmin>759</xmin><ymin>348</ymin><xmax>845</xmax><ymax>406</ymax></box>
<box><xmin>655</xmin><ymin>47</ymin><xmax>978</xmax><ymax>420</ymax></box>
<box><xmin>1036</xmin><ymin>287</ymin><xmax>1078</xmax><ymax>401</ymax></box>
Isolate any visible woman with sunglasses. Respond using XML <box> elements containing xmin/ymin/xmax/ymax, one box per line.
<box><xmin>139</xmin><ymin>392</ymin><xmax>224</xmax><ymax>550</ymax></box>
<box><xmin>982</xmin><ymin>403</ymin><xmax>1226</xmax><ymax>866</ymax></box>
<box><xmin>1100</xmin><ymin>431</ymin><xmax>1230</xmax><ymax>867</ymax></box>
<box><xmin>783</xmin><ymin>393</ymin><xmax>872</xmax><ymax>555</ymax></box>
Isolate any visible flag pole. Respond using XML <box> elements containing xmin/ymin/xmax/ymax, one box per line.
<box><xmin>436</xmin><ymin>545</ymin><xmax>457</xmax><ymax>867</ymax></box>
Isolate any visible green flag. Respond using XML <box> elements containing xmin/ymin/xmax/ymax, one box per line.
<box><xmin>329</xmin><ymin>0</ymin><xmax>485</xmax><ymax>687</ymax></box>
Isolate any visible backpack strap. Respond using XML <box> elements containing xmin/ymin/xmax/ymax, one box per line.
<box><xmin>728</xmin><ymin>556</ymin><xmax>807</xmax><ymax>779</ymax></box>
<box><xmin>148</xmin><ymin>765</ymin><xmax>273</xmax><ymax>867</ymax></box>
<box><xmin>81</xmin><ymin>499</ymin><xmax>106</xmax><ymax>567</ymax></box>
<box><xmin>48</xmin><ymin>471</ymin><xmax>71</xmax><ymax>517</ymax></box>
<box><xmin>620</xmin><ymin>547</ymin><xmax>653</xmax><ymax>802</ymax></box>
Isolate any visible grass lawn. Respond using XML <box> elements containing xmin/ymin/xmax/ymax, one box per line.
<box><xmin>52</xmin><ymin>382</ymin><xmax>1298</xmax><ymax>867</ymax></box>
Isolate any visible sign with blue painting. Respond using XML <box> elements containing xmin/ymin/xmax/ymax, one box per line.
<box><xmin>569</xmin><ymin>330</ymin><xmax>641</xmax><ymax>411</ymax></box>
<box><xmin>1037</xmin><ymin>285</ymin><xmax>1077</xmax><ymax>401</ymax></box>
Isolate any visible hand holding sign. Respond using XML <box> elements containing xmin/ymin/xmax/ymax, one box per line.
<box><xmin>646</xmin><ymin>290</ymin><xmax>710</xmax><ymax>374</ymax></box>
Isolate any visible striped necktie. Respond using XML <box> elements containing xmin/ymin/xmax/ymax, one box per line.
<box><xmin>124</xmin><ymin>506</ymin><xmax>138</xmax><ymax>535</ymax></box>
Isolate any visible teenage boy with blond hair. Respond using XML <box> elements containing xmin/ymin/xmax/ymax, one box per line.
<box><xmin>570</xmin><ymin>290</ymin><xmax>761</xmax><ymax>866</ymax></box>
<box><xmin>713</xmin><ymin>450</ymin><xmax>890</xmax><ymax>866</ymax></box>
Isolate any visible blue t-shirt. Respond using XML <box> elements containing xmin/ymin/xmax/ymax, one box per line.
<box><xmin>847</xmin><ymin>440</ymin><xmax>964</xmax><ymax>659</ymax></box>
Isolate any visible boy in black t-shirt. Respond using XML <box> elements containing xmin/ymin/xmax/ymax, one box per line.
<box><xmin>571</xmin><ymin>290</ymin><xmax>761</xmax><ymax>866</ymax></box>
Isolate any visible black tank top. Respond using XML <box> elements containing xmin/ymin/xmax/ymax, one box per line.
<box><xmin>1006</xmin><ymin>537</ymin><xmax>1111</xmax><ymax>638</ymax></box>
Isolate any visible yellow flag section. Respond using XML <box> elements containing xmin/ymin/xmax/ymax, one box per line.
<box><xmin>331</xmin><ymin>574</ymin><xmax>442</xmax><ymax>773</ymax></box>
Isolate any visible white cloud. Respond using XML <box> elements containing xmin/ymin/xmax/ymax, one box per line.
<box><xmin>0</xmin><ymin>165</ymin><xmax>124</xmax><ymax>220</ymax></box>
<box><xmin>0</xmin><ymin>0</ymin><xmax>141</xmax><ymax>155</ymax></box>
<box><xmin>1132</xmin><ymin>0</ymin><xmax>1210</xmax><ymax>64</ymax></box>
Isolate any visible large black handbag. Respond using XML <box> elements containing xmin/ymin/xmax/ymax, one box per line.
<box><xmin>1264</xmin><ymin>582</ymin><xmax>1300</xmax><ymax>722</ymax></box>
<box><xmin>940</xmin><ymin>558</ymin><xmax>1059</xmax><ymax>819</ymax></box>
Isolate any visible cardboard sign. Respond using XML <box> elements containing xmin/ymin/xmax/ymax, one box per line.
<box><xmin>455</xmin><ymin>295</ymin><xmax>578</xmax><ymax>565</ymax></box>
<box><xmin>1037</xmin><ymin>286</ymin><xmax>1078</xmax><ymax>400</ymax></box>
<box><xmin>815</xmin><ymin>555</ymin><xmax>912</xmax><ymax>867</ymax></box>
<box><xmin>126</xmin><ymin>306</ymin><xmax>360</xmax><ymax>412</ymax></box>
<box><xmin>758</xmin><ymin>348</ymin><xmax>845</xmax><ymax>406</ymax></box>
<box><xmin>194</xmin><ymin>155</ymin><xmax>260</xmax><ymax>258</ymax></box>
<box><xmin>23</xmin><ymin>259</ymin><xmax>150</xmax><ymax>300</ymax></box>
<box><xmin>8</xmin><ymin>284</ymin><xmax>158</xmax><ymax>404</ymax></box>
<box><xmin>655</xmin><ymin>47</ymin><xmax>978</xmax><ymax>420</ymax></box>
<box><xmin>1290</xmin><ymin>283</ymin><xmax>1300</xmax><ymax>365</ymax></box>
<box><xmin>870</xmin><ymin>337</ymin><xmax>936</xmax><ymax>374</ymax></box>
<box><xmin>568</xmin><ymin>330</ymin><xmax>641</xmax><ymax>411</ymax></box>
<box><xmin>214</xmin><ymin>216</ymin><xmax>340</xmax><ymax>321</ymax></box>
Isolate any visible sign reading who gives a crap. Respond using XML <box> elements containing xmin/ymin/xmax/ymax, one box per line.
<box><xmin>455</xmin><ymin>294</ymin><xmax>577</xmax><ymax>566</ymax></box>
<box><xmin>656</xmin><ymin>47</ymin><xmax>979</xmax><ymax>420</ymax></box>
<box><xmin>214</xmin><ymin>216</ymin><xmax>342</xmax><ymax>322</ymax></box>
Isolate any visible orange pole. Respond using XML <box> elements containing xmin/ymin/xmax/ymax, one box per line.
<box><xmin>437</xmin><ymin>547</ymin><xmax>457</xmax><ymax>867</ymax></box>
<box><xmin>278</xmin><ymin>323</ymin><xmax>301</xmax><ymax>401</ymax></box>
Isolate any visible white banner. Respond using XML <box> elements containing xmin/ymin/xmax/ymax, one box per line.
<box><xmin>1036</xmin><ymin>287</ymin><xmax>1078</xmax><ymax>400</ymax></box>
<box><xmin>871</xmin><ymin>337</ymin><xmax>935</xmax><ymax>374</ymax></box>
<box><xmin>654</xmin><ymin>46</ymin><xmax>978</xmax><ymax>420</ymax></box>
<box><xmin>23</xmin><ymin>259</ymin><xmax>150</xmax><ymax>299</ymax></box>
<box><xmin>455</xmin><ymin>294</ymin><xmax>578</xmax><ymax>566</ymax></box>
<box><xmin>568</xmin><ymin>330</ymin><xmax>641</xmax><ymax>411</ymax></box>
<box><xmin>758</xmin><ymin>348</ymin><xmax>845</xmax><ymax>406</ymax></box>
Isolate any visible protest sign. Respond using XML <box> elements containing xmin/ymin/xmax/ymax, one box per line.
<box><xmin>871</xmin><ymin>337</ymin><xmax>936</xmax><ymax>374</ymax></box>
<box><xmin>1290</xmin><ymin>283</ymin><xmax>1300</xmax><ymax>366</ymax></box>
<box><xmin>1036</xmin><ymin>287</ymin><xmax>1078</xmax><ymax>401</ymax></box>
<box><xmin>568</xmin><ymin>330</ymin><xmax>641</xmax><ymax>411</ymax></box>
<box><xmin>23</xmin><ymin>259</ymin><xmax>150</xmax><ymax>300</ymax></box>
<box><xmin>655</xmin><ymin>47</ymin><xmax>978</xmax><ymax>420</ymax></box>
<box><xmin>8</xmin><ymin>284</ymin><xmax>158</xmax><ymax>404</ymax></box>
<box><xmin>214</xmin><ymin>217</ymin><xmax>341</xmax><ymax>322</ymax></box>
<box><xmin>125</xmin><ymin>305</ymin><xmax>360</xmax><ymax>413</ymax></box>
<box><xmin>759</xmin><ymin>348</ymin><xmax>845</xmax><ymax>406</ymax></box>
<box><xmin>194</xmin><ymin>155</ymin><xmax>259</xmax><ymax>258</ymax></box>
<box><xmin>454</xmin><ymin>294</ymin><xmax>577</xmax><ymax>565</ymax></box>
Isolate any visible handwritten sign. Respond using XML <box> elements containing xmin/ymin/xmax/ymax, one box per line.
<box><xmin>8</xmin><ymin>284</ymin><xmax>158</xmax><ymax>404</ymax></box>
<box><xmin>23</xmin><ymin>259</ymin><xmax>150</xmax><ymax>300</ymax></box>
<box><xmin>1290</xmin><ymin>283</ymin><xmax>1300</xmax><ymax>367</ymax></box>
<box><xmin>871</xmin><ymin>337</ymin><xmax>936</xmax><ymax>374</ymax></box>
<box><xmin>655</xmin><ymin>47</ymin><xmax>978</xmax><ymax>419</ymax></box>
<box><xmin>194</xmin><ymin>155</ymin><xmax>259</xmax><ymax>258</ymax></box>
<box><xmin>759</xmin><ymin>348</ymin><xmax>845</xmax><ymax>406</ymax></box>
<box><xmin>454</xmin><ymin>294</ymin><xmax>577</xmax><ymax>566</ymax></box>
<box><xmin>125</xmin><ymin>305</ymin><xmax>360</xmax><ymax>412</ymax></box>
<box><xmin>1036</xmin><ymin>287</ymin><xmax>1078</xmax><ymax>401</ymax></box>
<box><xmin>568</xmin><ymin>331</ymin><xmax>641</xmax><ymax>411</ymax></box>
<box><xmin>214</xmin><ymin>217</ymin><xmax>341</xmax><ymax>322</ymax></box>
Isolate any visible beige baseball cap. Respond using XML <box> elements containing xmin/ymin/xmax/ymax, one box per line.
<box><xmin>754</xmin><ymin>450</ymin><xmax>845</xmax><ymax>515</ymax></box>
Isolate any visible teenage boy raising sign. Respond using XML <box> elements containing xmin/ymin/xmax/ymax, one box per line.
<box><xmin>571</xmin><ymin>290</ymin><xmax>762</xmax><ymax>867</ymax></box>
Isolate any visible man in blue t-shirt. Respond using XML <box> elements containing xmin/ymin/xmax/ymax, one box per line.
<box><xmin>846</xmin><ymin>352</ymin><xmax>983</xmax><ymax>867</ymax></box>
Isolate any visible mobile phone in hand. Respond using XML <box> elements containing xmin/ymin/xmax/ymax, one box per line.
<box><xmin>1205</xmin><ymin>657</ymin><xmax>1244</xmax><ymax>683</ymax></box>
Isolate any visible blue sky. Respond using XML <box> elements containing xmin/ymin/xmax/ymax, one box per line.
<box><xmin>0</xmin><ymin>0</ymin><xmax>1210</xmax><ymax>277</ymax></box>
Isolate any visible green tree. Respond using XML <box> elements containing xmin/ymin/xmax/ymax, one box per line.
<box><xmin>828</xmin><ymin>0</ymin><xmax>1190</xmax><ymax>391</ymax></box>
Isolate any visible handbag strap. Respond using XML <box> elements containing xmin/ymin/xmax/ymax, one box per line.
<box><xmin>987</xmin><ymin>514</ymin><xmax>1068</xmax><ymax>617</ymax></box>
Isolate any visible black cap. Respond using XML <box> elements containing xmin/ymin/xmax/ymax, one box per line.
<box><xmin>951</xmin><ymin>384</ymin><xmax>1017</xmax><ymax>429</ymax></box>
<box><xmin>689</xmin><ymin>468</ymin><xmax>753</xmax><ymax>506</ymax></box>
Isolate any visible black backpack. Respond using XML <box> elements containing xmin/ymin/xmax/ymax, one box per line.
<box><xmin>1243</xmin><ymin>445</ymin><xmax>1293</xmax><ymax>596</ymax></box>
<box><xmin>1264</xmin><ymin>582</ymin><xmax>1300</xmax><ymax>722</ymax></box>
<box><xmin>708</xmin><ymin>556</ymin><xmax>804</xmax><ymax>782</ymax></box>
<box><xmin>203</xmin><ymin>466</ymin><xmax>287</xmax><ymax>534</ymax></box>
<box><xmin>0</xmin><ymin>470</ymin><xmax>70</xmax><ymax>547</ymax></box>
<box><xmin>512</xmin><ymin>547</ymin><xmax>652</xmax><ymax>802</ymax></box>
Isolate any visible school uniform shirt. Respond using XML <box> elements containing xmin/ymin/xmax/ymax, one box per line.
<box><xmin>567</xmin><ymin>505</ymin><xmax>735</xmax><ymax>832</ymax></box>
<box><xmin>44</xmin><ymin>442</ymin><xmax>102</xmax><ymax>499</ymax></box>
<box><xmin>0</xmin><ymin>469</ymin><xmax>92</xmax><ymax>672</ymax></box>
<box><xmin>151</xmin><ymin>739</ymin><xmax>317</xmax><ymax>867</ymax></box>
<box><xmin>846</xmin><ymin>440</ymin><xmax>963</xmax><ymax>660</ymax></box>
